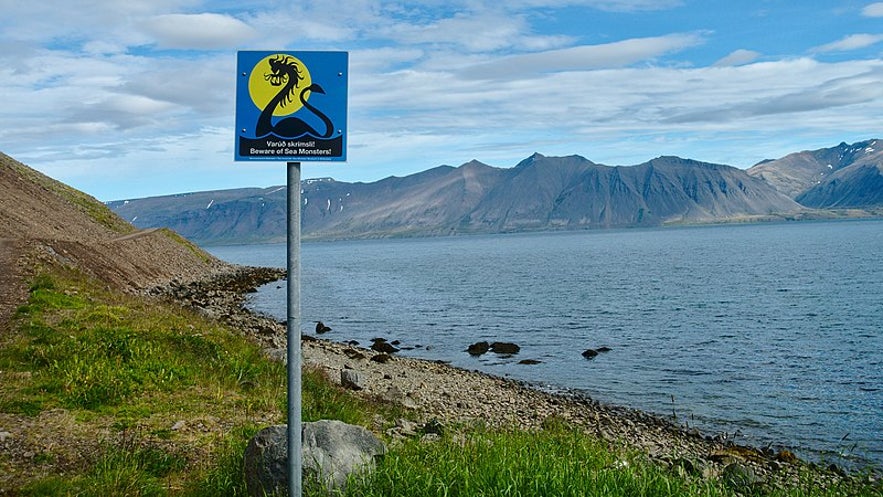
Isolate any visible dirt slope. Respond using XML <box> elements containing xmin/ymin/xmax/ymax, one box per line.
<box><xmin>0</xmin><ymin>152</ymin><xmax>230</xmax><ymax>330</ymax></box>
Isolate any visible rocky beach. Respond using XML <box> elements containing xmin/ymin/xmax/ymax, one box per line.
<box><xmin>160</xmin><ymin>264</ymin><xmax>881</xmax><ymax>493</ymax></box>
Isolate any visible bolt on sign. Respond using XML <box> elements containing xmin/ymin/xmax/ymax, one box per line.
<box><xmin>235</xmin><ymin>51</ymin><xmax>348</xmax><ymax>161</ymax></box>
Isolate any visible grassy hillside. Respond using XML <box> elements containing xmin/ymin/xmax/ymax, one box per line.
<box><xmin>0</xmin><ymin>261</ymin><xmax>394</xmax><ymax>495</ymax></box>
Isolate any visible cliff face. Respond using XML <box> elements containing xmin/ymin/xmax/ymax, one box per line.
<box><xmin>0</xmin><ymin>152</ymin><xmax>226</xmax><ymax>293</ymax></box>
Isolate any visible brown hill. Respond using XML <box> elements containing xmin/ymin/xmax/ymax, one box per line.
<box><xmin>0</xmin><ymin>152</ymin><xmax>229</xmax><ymax>328</ymax></box>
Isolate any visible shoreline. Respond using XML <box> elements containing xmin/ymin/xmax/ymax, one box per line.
<box><xmin>158</xmin><ymin>264</ymin><xmax>880</xmax><ymax>492</ymax></box>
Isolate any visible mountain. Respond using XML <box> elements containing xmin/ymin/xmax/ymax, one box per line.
<box><xmin>467</xmin><ymin>154</ymin><xmax>800</xmax><ymax>230</ymax></box>
<box><xmin>0</xmin><ymin>152</ymin><xmax>225</xmax><ymax>293</ymax></box>
<box><xmin>109</xmin><ymin>153</ymin><xmax>803</xmax><ymax>245</ymax></box>
<box><xmin>747</xmin><ymin>139</ymin><xmax>883</xmax><ymax>207</ymax></box>
<box><xmin>796</xmin><ymin>161</ymin><xmax>883</xmax><ymax>208</ymax></box>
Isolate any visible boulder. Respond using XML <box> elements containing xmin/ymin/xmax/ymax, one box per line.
<box><xmin>490</xmin><ymin>342</ymin><xmax>520</xmax><ymax>355</ymax></box>
<box><xmin>340</xmin><ymin>369</ymin><xmax>363</xmax><ymax>390</ymax></box>
<box><xmin>370</xmin><ymin>340</ymin><xmax>399</xmax><ymax>354</ymax></box>
<box><xmin>243</xmin><ymin>426</ymin><xmax>288</xmax><ymax>497</ymax></box>
<box><xmin>243</xmin><ymin>421</ymin><xmax>386</xmax><ymax>496</ymax></box>
<box><xmin>466</xmin><ymin>341</ymin><xmax>490</xmax><ymax>356</ymax></box>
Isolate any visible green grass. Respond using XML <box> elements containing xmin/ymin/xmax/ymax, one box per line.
<box><xmin>2</xmin><ymin>267</ymin><xmax>879</xmax><ymax>496</ymax></box>
<box><xmin>6</xmin><ymin>272</ymin><xmax>283</xmax><ymax>413</ymax></box>
<box><xmin>20</xmin><ymin>444</ymin><xmax>187</xmax><ymax>497</ymax></box>
<box><xmin>342</xmin><ymin>426</ymin><xmax>882</xmax><ymax>497</ymax></box>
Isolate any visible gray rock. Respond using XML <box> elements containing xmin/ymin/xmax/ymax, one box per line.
<box><xmin>243</xmin><ymin>421</ymin><xmax>386</xmax><ymax>496</ymax></box>
<box><xmin>722</xmin><ymin>462</ymin><xmax>763</xmax><ymax>488</ymax></box>
<box><xmin>244</xmin><ymin>425</ymin><xmax>289</xmax><ymax>497</ymax></box>
<box><xmin>304</xmin><ymin>420</ymin><xmax>387</xmax><ymax>490</ymax></box>
<box><xmin>340</xmin><ymin>369</ymin><xmax>363</xmax><ymax>390</ymax></box>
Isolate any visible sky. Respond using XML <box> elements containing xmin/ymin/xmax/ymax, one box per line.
<box><xmin>1</xmin><ymin>1</ymin><xmax>882</xmax><ymax>201</ymax></box>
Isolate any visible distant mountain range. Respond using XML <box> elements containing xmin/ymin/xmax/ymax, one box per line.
<box><xmin>108</xmin><ymin>139</ymin><xmax>882</xmax><ymax>245</ymax></box>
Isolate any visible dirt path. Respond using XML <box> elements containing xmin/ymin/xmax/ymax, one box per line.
<box><xmin>108</xmin><ymin>227</ymin><xmax>160</xmax><ymax>243</ymax></box>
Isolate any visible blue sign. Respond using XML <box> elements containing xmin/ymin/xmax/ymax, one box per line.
<box><xmin>235</xmin><ymin>51</ymin><xmax>348</xmax><ymax>162</ymax></box>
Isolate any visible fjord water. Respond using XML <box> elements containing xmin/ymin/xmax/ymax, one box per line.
<box><xmin>208</xmin><ymin>220</ymin><xmax>883</xmax><ymax>468</ymax></box>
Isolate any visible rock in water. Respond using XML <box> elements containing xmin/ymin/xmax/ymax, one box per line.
<box><xmin>582</xmin><ymin>349</ymin><xmax>599</xmax><ymax>359</ymax></box>
<box><xmin>370</xmin><ymin>340</ymin><xmax>399</xmax><ymax>353</ymax></box>
<box><xmin>490</xmin><ymin>341</ymin><xmax>520</xmax><ymax>354</ymax></box>
<box><xmin>315</xmin><ymin>321</ymin><xmax>332</xmax><ymax>334</ymax></box>
<box><xmin>243</xmin><ymin>421</ymin><xmax>386</xmax><ymax>496</ymax></box>
<box><xmin>466</xmin><ymin>341</ymin><xmax>490</xmax><ymax>356</ymax></box>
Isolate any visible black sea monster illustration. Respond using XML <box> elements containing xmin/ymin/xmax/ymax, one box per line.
<box><xmin>256</xmin><ymin>55</ymin><xmax>333</xmax><ymax>139</ymax></box>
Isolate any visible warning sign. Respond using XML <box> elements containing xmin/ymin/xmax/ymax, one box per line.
<box><xmin>235</xmin><ymin>51</ymin><xmax>348</xmax><ymax>162</ymax></box>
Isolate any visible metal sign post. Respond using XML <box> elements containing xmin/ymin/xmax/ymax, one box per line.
<box><xmin>287</xmin><ymin>161</ymin><xmax>302</xmax><ymax>497</ymax></box>
<box><xmin>235</xmin><ymin>50</ymin><xmax>347</xmax><ymax>497</ymax></box>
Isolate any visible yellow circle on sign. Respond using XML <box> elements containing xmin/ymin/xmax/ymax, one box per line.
<box><xmin>248</xmin><ymin>54</ymin><xmax>313</xmax><ymax>117</ymax></box>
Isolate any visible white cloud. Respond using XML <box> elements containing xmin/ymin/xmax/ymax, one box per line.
<box><xmin>387</xmin><ymin>12</ymin><xmax>573</xmax><ymax>53</ymax></box>
<box><xmin>813</xmin><ymin>33</ymin><xmax>883</xmax><ymax>53</ymax></box>
<box><xmin>346</xmin><ymin>56</ymin><xmax>883</xmax><ymax>157</ymax></box>
<box><xmin>246</xmin><ymin>10</ymin><xmax>355</xmax><ymax>45</ymax></box>
<box><xmin>584</xmin><ymin>0</ymin><xmax>683</xmax><ymax>11</ymax></box>
<box><xmin>713</xmin><ymin>49</ymin><xmax>761</xmax><ymax>67</ymax></box>
<box><xmin>498</xmin><ymin>0</ymin><xmax>683</xmax><ymax>12</ymax></box>
<box><xmin>119</xmin><ymin>55</ymin><xmax>233</xmax><ymax>114</ymax></box>
<box><xmin>653</xmin><ymin>60</ymin><xmax>883</xmax><ymax>126</ymax></box>
<box><xmin>862</xmin><ymin>2</ymin><xmax>883</xmax><ymax>17</ymax></box>
<box><xmin>462</xmin><ymin>33</ymin><xmax>706</xmax><ymax>79</ymax></box>
<box><xmin>140</xmin><ymin>13</ymin><xmax>257</xmax><ymax>49</ymax></box>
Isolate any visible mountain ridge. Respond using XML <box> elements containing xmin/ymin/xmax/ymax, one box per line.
<box><xmin>105</xmin><ymin>139</ymin><xmax>882</xmax><ymax>245</ymax></box>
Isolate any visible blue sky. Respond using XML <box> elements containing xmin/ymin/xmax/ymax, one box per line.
<box><xmin>1</xmin><ymin>1</ymin><xmax>882</xmax><ymax>201</ymax></box>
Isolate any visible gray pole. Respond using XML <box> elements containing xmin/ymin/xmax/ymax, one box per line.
<box><xmin>287</xmin><ymin>162</ymin><xmax>302</xmax><ymax>497</ymax></box>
